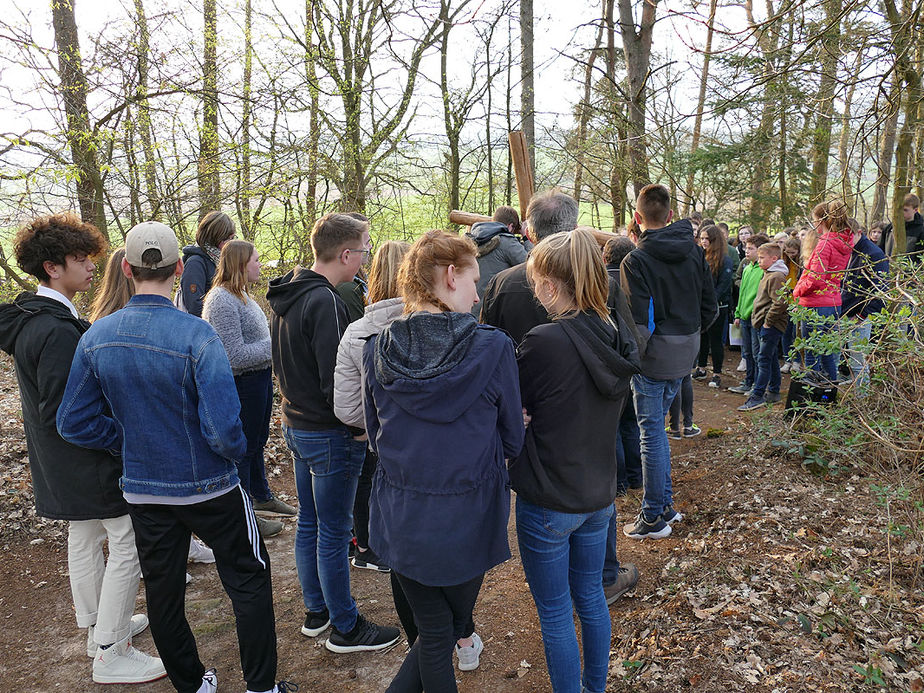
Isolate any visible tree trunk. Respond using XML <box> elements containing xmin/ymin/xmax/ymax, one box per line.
<box><xmin>837</xmin><ymin>45</ymin><xmax>865</xmax><ymax>210</ymax></box>
<box><xmin>682</xmin><ymin>0</ymin><xmax>716</xmax><ymax>217</ymax></box>
<box><xmin>519</xmin><ymin>0</ymin><xmax>535</xmax><ymax>182</ymax></box>
<box><xmin>198</xmin><ymin>0</ymin><xmax>220</xmax><ymax>216</ymax></box>
<box><xmin>440</xmin><ymin>0</ymin><xmax>461</xmax><ymax>221</ymax></box>
<box><xmin>808</xmin><ymin>0</ymin><xmax>842</xmax><ymax>204</ymax></box>
<box><xmin>505</xmin><ymin>13</ymin><xmax>514</xmax><ymax>205</ymax></box>
<box><xmin>617</xmin><ymin>0</ymin><xmax>658</xmax><ymax>197</ymax></box>
<box><xmin>133</xmin><ymin>0</ymin><xmax>159</xmax><ymax>220</ymax></box>
<box><xmin>486</xmin><ymin>31</ymin><xmax>495</xmax><ymax>212</ymax></box>
<box><xmin>871</xmin><ymin>74</ymin><xmax>902</xmax><ymax>222</ymax></box>
<box><xmin>50</xmin><ymin>0</ymin><xmax>108</xmax><ymax>236</ymax></box>
<box><xmin>240</xmin><ymin>0</ymin><xmax>253</xmax><ymax>239</ymax></box>
<box><xmin>573</xmin><ymin>3</ymin><xmax>605</xmax><ymax>203</ymax></box>
<box><xmin>304</xmin><ymin>0</ymin><xmax>319</xmax><ymax>224</ymax></box>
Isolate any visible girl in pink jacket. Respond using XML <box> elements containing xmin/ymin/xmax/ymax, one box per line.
<box><xmin>792</xmin><ymin>200</ymin><xmax>853</xmax><ymax>381</ymax></box>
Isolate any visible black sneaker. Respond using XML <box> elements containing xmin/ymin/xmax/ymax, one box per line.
<box><xmin>623</xmin><ymin>513</ymin><xmax>672</xmax><ymax>540</ymax></box>
<box><xmin>665</xmin><ymin>426</ymin><xmax>682</xmax><ymax>440</ymax></box>
<box><xmin>692</xmin><ymin>367</ymin><xmax>708</xmax><ymax>380</ymax></box>
<box><xmin>683</xmin><ymin>424</ymin><xmax>701</xmax><ymax>437</ymax></box>
<box><xmin>300</xmin><ymin>609</ymin><xmax>330</xmax><ymax>637</ymax></box>
<box><xmin>728</xmin><ymin>383</ymin><xmax>752</xmax><ymax>395</ymax></box>
<box><xmin>276</xmin><ymin>682</ymin><xmax>299</xmax><ymax>692</ymax></box>
<box><xmin>603</xmin><ymin>563</ymin><xmax>640</xmax><ymax>605</ymax></box>
<box><xmin>708</xmin><ymin>374</ymin><xmax>721</xmax><ymax>388</ymax></box>
<box><xmin>765</xmin><ymin>391</ymin><xmax>782</xmax><ymax>403</ymax></box>
<box><xmin>325</xmin><ymin>614</ymin><xmax>400</xmax><ymax>653</ymax></box>
<box><xmin>351</xmin><ymin>547</ymin><xmax>391</xmax><ymax>573</ymax></box>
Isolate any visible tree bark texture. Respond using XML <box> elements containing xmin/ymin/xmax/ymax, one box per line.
<box><xmin>519</xmin><ymin>0</ymin><xmax>535</xmax><ymax>182</ymax></box>
<box><xmin>198</xmin><ymin>0</ymin><xmax>220</xmax><ymax>216</ymax></box>
<box><xmin>618</xmin><ymin>0</ymin><xmax>657</xmax><ymax>198</ymax></box>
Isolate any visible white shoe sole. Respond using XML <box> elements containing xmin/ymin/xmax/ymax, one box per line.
<box><xmin>93</xmin><ymin>671</ymin><xmax>168</xmax><ymax>685</ymax></box>
<box><xmin>301</xmin><ymin>619</ymin><xmax>331</xmax><ymax>637</ymax></box>
<box><xmin>87</xmin><ymin>615</ymin><xmax>150</xmax><ymax>657</ymax></box>
<box><xmin>351</xmin><ymin>556</ymin><xmax>391</xmax><ymax>572</ymax></box>
<box><xmin>324</xmin><ymin>635</ymin><xmax>400</xmax><ymax>653</ymax></box>
<box><xmin>623</xmin><ymin>524</ymin><xmax>672</xmax><ymax>540</ymax></box>
<box><xmin>664</xmin><ymin>512</ymin><xmax>684</xmax><ymax>525</ymax></box>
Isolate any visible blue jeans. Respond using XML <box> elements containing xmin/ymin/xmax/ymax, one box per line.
<box><xmin>601</xmin><ymin>504</ymin><xmax>620</xmax><ymax>587</ymax></box>
<box><xmin>782</xmin><ymin>321</ymin><xmax>797</xmax><ymax>363</ymax></box>
<box><xmin>801</xmin><ymin>306</ymin><xmax>840</xmax><ymax>381</ymax></box>
<box><xmin>283</xmin><ymin>425</ymin><xmax>366</xmax><ymax>632</ymax></box>
<box><xmin>632</xmin><ymin>374</ymin><xmax>682</xmax><ymax>520</ymax></box>
<box><xmin>234</xmin><ymin>368</ymin><xmax>273</xmax><ymax>503</ymax></box>
<box><xmin>516</xmin><ymin>498</ymin><xmax>613</xmax><ymax>693</ymax></box>
<box><xmin>615</xmin><ymin>397</ymin><xmax>642</xmax><ymax>493</ymax></box>
<box><xmin>739</xmin><ymin>318</ymin><xmax>759</xmax><ymax>387</ymax></box>
<box><xmin>752</xmin><ymin>327</ymin><xmax>783</xmax><ymax>398</ymax></box>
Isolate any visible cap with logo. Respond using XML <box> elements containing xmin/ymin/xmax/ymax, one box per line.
<box><xmin>124</xmin><ymin>221</ymin><xmax>180</xmax><ymax>269</ymax></box>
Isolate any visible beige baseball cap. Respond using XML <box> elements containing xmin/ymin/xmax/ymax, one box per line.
<box><xmin>125</xmin><ymin>221</ymin><xmax>180</xmax><ymax>269</ymax></box>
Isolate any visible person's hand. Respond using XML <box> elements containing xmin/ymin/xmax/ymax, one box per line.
<box><xmin>522</xmin><ymin>408</ymin><xmax>532</xmax><ymax>427</ymax></box>
<box><xmin>353</xmin><ymin>433</ymin><xmax>369</xmax><ymax>442</ymax></box>
<box><xmin>734</xmin><ymin>318</ymin><xmax>740</xmax><ymax>327</ymax></box>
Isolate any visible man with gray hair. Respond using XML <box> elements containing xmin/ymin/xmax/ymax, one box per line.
<box><xmin>479</xmin><ymin>190</ymin><xmax>579</xmax><ymax>344</ymax></box>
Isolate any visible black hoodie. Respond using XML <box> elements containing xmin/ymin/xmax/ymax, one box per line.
<box><xmin>512</xmin><ymin>311</ymin><xmax>638</xmax><ymax>513</ymax></box>
<box><xmin>620</xmin><ymin>218</ymin><xmax>718</xmax><ymax>379</ymax></box>
<box><xmin>0</xmin><ymin>294</ymin><xmax>126</xmax><ymax>520</ymax></box>
<box><xmin>266</xmin><ymin>267</ymin><xmax>352</xmax><ymax>430</ymax></box>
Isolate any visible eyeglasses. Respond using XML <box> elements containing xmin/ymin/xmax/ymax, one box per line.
<box><xmin>346</xmin><ymin>247</ymin><xmax>373</xmax><ymax>260</ymax></box>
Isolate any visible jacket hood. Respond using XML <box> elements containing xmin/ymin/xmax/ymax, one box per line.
<box><xmin>636</xmin><ymin>218</ymin><xmax>697</xmax><ymax>264</ymax></box>
<box><xmin>182</xmin><ymin>244</ymin><xmax>211</xmax><ymax>261</ymax></box>
<box><xmin>468</xmin><ymin>221</ymin><xmax>508</xmax><ymax>245</ymax></box>
<box><xmin>767</xmin><ymin>258</ymin><xmax>788</xmax><ymax>275</ymax></box>
<box><xmin>266</xmin><ymin>267</ymin><xmax>333</xmax><ymax>317</ymax></box>
<box><xmin>373</xmin><ymin>311</ymin><xmax>498</xmax><ymax>423</ymax></box>
<box><xmin>362</xmin><ymin>297</ymin><xmax>405</xmax><ymax>333</ymax></box>
<box><xmin>557</xmin><ymin>311</ymin><xmax>639</xmax><ymax>399</ymax></box>
<box><xmin>0</xmin><ymin>293</ymin><xmax>85</xmax><ymax>355</ymax></box>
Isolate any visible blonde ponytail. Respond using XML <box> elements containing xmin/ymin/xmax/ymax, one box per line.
<box><xmin>527</xmin><ymin>228</ymin><xmax>609</xmax><ymax>321</ymax></box>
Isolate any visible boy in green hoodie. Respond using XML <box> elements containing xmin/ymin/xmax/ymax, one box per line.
<box><xmin>729</xmin><ymin>234</ymin><xmax>770</xmax><ymax>394</ymax></box>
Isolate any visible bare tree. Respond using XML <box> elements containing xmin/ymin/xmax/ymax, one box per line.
<box><xmin>198</xmin><ymin>0</ymin><xmax>220</xmax><ymax>215</ymax></box>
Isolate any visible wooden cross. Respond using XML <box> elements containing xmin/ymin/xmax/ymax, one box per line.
<box><xmin>449</xmin><ymin>130</ymin><xmax>619</xmax><ymax>249</ymax></box>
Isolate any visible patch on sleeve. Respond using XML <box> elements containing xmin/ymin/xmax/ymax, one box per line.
<box><xmin>190</xmin><ymin>284</ymin><xmax>198</xmax><ymax>293</ymax></box>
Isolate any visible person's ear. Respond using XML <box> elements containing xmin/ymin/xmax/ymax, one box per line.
<box><xmin>633</xmin><ymin>211</ymin><xmax>643</xmax><ymax>227</ymax></box>
<box><xmin>121</xmin><ymin>257</ymin><xmax>133</xmax><ymax>279</ymax></box>
<box><xmin>42</xmin><ymin>260</ymin><xmax>60</xmax><ymax>280</ymax></box>
<box><xmin>446</xmin><ymin>264</ymin><xmax>457</xmax><ymax>291</ymax></box>
<box><xmin>175</xmin><ymin>258</ymin><xmax>184</xmax><ymax>277</ymax></box>
<box><xmin>666</xmin><ymin>209</ymin><xmax>674</xmax><ymax>223</ymax></box>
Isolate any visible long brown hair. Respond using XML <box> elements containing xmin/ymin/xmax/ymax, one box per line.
<box><xmin>367</xmin><ymin>240</ymin><xmax>411</xmax><ymax>304</ymax></box>
<box><xmin>196</xmin><ymin>211</ymin><xmax>236</xmax><ymax>248</ymax></box>
<box><xmin>212</xmin><ymin>240</ymin><xmax>256</xmax><ymax>302</ymax></box>
<box><xmin>526</xmin><ymin>228</ymin><xmax>609</xmax><ymax>321</ymax></box>
<box><xmin>699</xmin><ymin>224</ymin><xmax>727</xmax><ymax>276</ymax></box>
<box><xmin>89</xmin><ymin>248</ymin><xmax>134</xmax><ymax>322</ymax></box>
<box><xmin>811</xmin><ymin>199</ymin><xmax>850</xmax><ymax>235</ymax></box>
<box><xmin>398</xmin><ymin>231</ymin><xmax>477</xmax><ymax>313</ymax></box>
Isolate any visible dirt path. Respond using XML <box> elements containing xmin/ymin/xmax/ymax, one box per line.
<box><xmin>1</xmin><ymin>354</ymin><xmax>921</xmax><ymax>691</ymax></box>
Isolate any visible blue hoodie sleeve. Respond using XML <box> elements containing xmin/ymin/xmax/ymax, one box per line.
<box><xmin>492</xmin><ymin>337</ymin><xmax>525</xmax><ymax>459</ymax></box>
<box><xmin>181</xmin><ymin>255</ymin><xmax>210</xmax><ymax>317</ymax></box>
<box><xmin>714</xmin><ymin>255</ymin><xmax>734</xmax><ymax>307</ymax></box>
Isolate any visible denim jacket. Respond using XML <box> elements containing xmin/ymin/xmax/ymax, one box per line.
<box><xmin>57</xmin><ymin>294</ymin><xmax>246</xmax><ymax>497</ymax></box>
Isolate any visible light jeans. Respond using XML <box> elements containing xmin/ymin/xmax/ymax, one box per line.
<box><xmin>846</xmin><ymin>318</ymin><xmax>872</xmax><ymax>386</ymax></box>
<box><xmin>68</xmin><ymin>514</ymin><xmax>141</xmax><ymax>645</ymax></box>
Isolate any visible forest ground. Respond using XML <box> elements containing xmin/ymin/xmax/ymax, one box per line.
<box><xmin>0</xmin><ymin>352</ymin><xmax>922</xmax><ymax>692</ymax></box>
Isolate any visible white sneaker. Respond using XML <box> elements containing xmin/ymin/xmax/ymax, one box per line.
<box><xmin>187</xmin><ymin>572</ymin><xmax>193</xmax><ymax>584</ymax></box>
<box><xmin>736</xmin><ymin>358</ymin><xmax>746</xmax><ymax>372</ymax></box>
<box><xmin>92</xmin><ymin>640</ymin><xmax>167</xmax><ymax>684</ymax></box>
<box><xmin>198</xmin><ymin>668</ymin><xmax>218</xmax><ymax>693</ymax></box>
<box><xmin>87</xmin><ymin>614</ymin><xmax>150</xmax><ymax>657</ymax></box>
<box><xmin>780</xmin><ymin>361</ymin><xmax>791</xmax><ymax>373</ymax></box>
<box><xmin>188</xmin><ymin>537</ymin><xmax>216</xmax><ymax>563</ymax></box>
<box><xmin>455</xmin><ymin>631</ymin><xmax>484</xmax><ymax>671</ymax></box>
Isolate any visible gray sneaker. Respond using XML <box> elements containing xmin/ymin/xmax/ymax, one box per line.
<box><xmin>257</xmin><ymin>516</ymin><xmax>284</xmax><ymax>537</ymax></box>
<box><xmin>728</xmin><ymin>383</ymin><xmax>752</xmax><ymax>394</ymax></box>
<box><xmin>455</xmin><ymin>631</ymin><xmax>484</xmax><ymax>671</ymax></box>
<box><xmin>766</xmin><ymin>391</ymin><xmax>782</xmax><ymax>403</ymax></box>
<box><xmin>252</xmin><ymin>497</ymin><xmax>297</xmax><ymax>516</ymax></box>
<box><xmin>604</xmin><ymin>563</ymin><xmax>640</xmax><ymax>605</ymax></box>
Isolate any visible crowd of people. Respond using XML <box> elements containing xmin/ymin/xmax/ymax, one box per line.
<box><xmin>0</xmin><ymin>183</ymin><xmax>911</xmax><ymax>693</ymax></box>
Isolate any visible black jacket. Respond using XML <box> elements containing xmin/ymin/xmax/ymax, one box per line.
<box><xmin>180</xmin><ymin>245</ymin><xmax>217</xmax><ymax>317</ymax></box>
<box><xmin>0</xmin><ymin>294</ymin><xmax>126</xmax><ymax>520</ymax></box>
<box><xmin>841</xmin><ymin>235</ymin><xmax>889</xmax><ymax>318</ymax></box>
<box><xmin>267</xmin><ymin>268</ymin><xmax>352</xmax><ymax>431</ymax></box>
<box><xmin>479</xmin><ymin>263</ymin><xmax>546</xmax><ymax>346</ymax></box>
<box><xmin>482</xmin><ymin>263</ymin><xmax>639</xmax><ymax>348</ymax></box>
<box><xmin>512</xmin><ymin>311</ymin><xmax>636</xmax><ymax>513</ymax></box>
<box><xmin>620</xmin><ymin>218</ymin><xmax>718</xmax><ymax>380</ymax></box>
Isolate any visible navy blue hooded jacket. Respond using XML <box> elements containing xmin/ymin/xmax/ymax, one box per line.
<box><xmin>363</xmin><ymin>311</ymin><xmax>524</xmax><ymax>586</ymax></box>
<box><xmin>841</xmin><ymin>235</ymin><xmax>889</xmax><ymax>318</ymax></box>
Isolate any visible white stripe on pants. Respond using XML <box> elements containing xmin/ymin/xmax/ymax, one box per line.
<box><xmin>67</xmin><ymin>514</ymin><xmax>142</xmax><ymax>645</ymax></box>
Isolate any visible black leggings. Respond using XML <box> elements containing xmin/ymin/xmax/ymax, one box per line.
<box><xmin>386</xmin><ymin>572</ymin><xmax>482</xmax><ymax>693</ymax></box>
<box><xmin>698</xmin><ymin>306</ymin><xmax>728</xmax><ymax>373</ymax></box>
<box><xmin>352</xmin><ymin>448</ymin><xmax>377</xmax><ymax>549</ymax></box>
<box><xmin>669</xmin><ymin>374</ymin><xmax>694</xmax><ymax>430</ymax></box>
